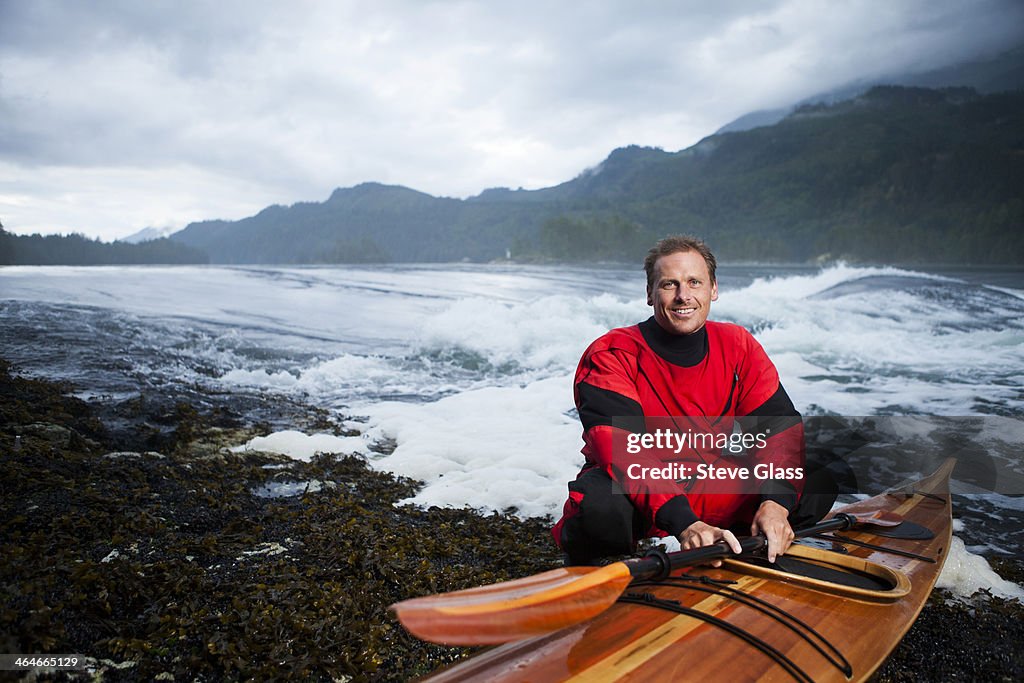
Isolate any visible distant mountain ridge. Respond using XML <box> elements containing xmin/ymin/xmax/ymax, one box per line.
<box><xmin>118</xmin><ymin>226</ymin><xmax>177</xmax><ymax>244</ymax></box>
<box><xmin>173</xmin><ymin>181</ymin><xmax>547</xmax><ymax>263</ymax></box>
<box><xmin>171</xmin><ymin>84</ymin><xmax>1024</xmax><ymax>265</ymax></box>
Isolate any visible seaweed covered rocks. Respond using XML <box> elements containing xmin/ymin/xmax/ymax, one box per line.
<box><xmin>1</xmin><ymin>360</ymin><xmax>561</xmax><ymax>681</ymax></box>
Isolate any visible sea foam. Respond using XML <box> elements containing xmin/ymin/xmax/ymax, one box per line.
<box><xmin>938</xmin><ymin>535</ymin><xmax>1024</xmax><ymax>602</ymax></box>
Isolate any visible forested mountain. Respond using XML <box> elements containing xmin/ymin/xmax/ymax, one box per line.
<box><xmin>0</xmin><ymin>229</ymin><xmax>207</xmax><ymax>265</ymax></box>
<box><xmin>531</xmin><ymin>86</ymin><xmax>1024</xmax><ymax>264</ymax></box>
<box><xmin>172</xmin><ymin>183</ymin><xmax>547</xmax><ymax>263</ymax></box>
<box><xmin>172</xmin><ymin>85</ymin><xmax>1024</xmax><ymax>265</ymax></box>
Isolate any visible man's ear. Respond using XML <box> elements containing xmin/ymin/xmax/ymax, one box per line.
<box><xmin>711</xmin><ymin>281</ymin><xmax>719</xmax><ymax>302</ymax></box>
<box><xmin>646</xmin><ymin>287</ymin><xmax>653</xmax><ymax>306</ymax></box>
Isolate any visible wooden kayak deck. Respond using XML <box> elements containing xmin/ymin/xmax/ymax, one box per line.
<box><xmin>425</xmin><ymin>458</ymin><xmax>955</xmax><ymax>682</ymax></box>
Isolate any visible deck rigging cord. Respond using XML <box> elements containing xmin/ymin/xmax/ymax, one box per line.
<box><xmin>627</xmin><ymin>573</ymin><xmax>853</xmax><ymax>677</ymax></box>
<box><xmin>618</xmin><ymin>590</ymin><xmax>816</xmax><ymax>683</ymax></box>
<box><xmin>813</xmin><ymin>533</ymin><xmax>936</xmax><ymax>562</ymax></box>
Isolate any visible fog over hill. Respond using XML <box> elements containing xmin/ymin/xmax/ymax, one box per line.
<box><xmin>715</xmin><ymin>43</ymin><xmax>1024</xmax><ymax>134</ymax></box>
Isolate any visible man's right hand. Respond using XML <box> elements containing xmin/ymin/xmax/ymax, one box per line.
<box><xmin>678</xmin><ymin>520</ymin><xmax>743</xmax><ymax>567</ymax></box>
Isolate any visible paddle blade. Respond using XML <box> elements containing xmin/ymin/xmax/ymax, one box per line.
<box><xmin>389</xmin><ymin>563</ymin><xmax>634</xmax><ymax>645</ymax></box>
<box><xmin>848</xmin><ymin>510</ymin><xmax>904</xmax><ymax>527</ymax></box>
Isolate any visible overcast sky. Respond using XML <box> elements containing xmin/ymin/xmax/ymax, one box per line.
<box><xmin>2</xmin><ymin>0</ymin><xmax>1023</xmax><ymax>241</ymax></box>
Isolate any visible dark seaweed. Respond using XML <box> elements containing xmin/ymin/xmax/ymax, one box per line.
<box><xmin>875</xmin><ymin>567</ymin><xmax>1024</xmax><ymax>682</ymax></box>
<box><xmin>0</xmin><ymin>359</ymin><xmax>560</xmax><ymax>681</ymax></box>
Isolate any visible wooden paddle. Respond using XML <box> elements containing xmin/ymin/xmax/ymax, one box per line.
<box><xmin>389</xmin><ymin>511</ymin><xmax>898</xmax><ymax>645</ymax></box>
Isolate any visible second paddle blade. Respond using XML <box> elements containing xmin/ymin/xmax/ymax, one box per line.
<box><xmin>389</xmin><ymin>563</ymin><xmax>634</xmax><ymax>645</ymax></box>
<box><xmin>850</xmin><ymin>509</ymin><xmax>904</xmax><ymax>527</ymax></box>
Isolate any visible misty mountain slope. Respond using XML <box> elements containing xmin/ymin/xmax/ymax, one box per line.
<box><xmin>567</xmin><ymin>87</ymin><xmax>1024</xmax><ymax>263</ymax></box>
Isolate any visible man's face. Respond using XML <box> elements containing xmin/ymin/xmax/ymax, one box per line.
<box><xmin>647</xmin><ymin>250</ymin><xmax>718</xmax><ymax>336</ymax></box>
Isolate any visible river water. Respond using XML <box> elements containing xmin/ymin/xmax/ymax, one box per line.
<box><xmin>2</xmin><ymin>262</ymin><xmax>1022</xmax><ymax>567</ymax></box>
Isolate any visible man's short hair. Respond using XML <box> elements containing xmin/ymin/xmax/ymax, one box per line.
<box><xmin>644</xmin><ymin>235</ymin><xmax>717</xmax><ymax>290</ymax></box>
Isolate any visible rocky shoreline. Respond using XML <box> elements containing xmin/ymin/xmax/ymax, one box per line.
<box><xmin>1</xmin><ymin>359</ymin><xmax>1021</xmax><ymax>681</ymax></box>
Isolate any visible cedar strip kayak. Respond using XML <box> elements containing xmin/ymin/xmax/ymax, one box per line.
<box><xmin>423</xmin><ymin>458</ymin><xmax>955</xmax><ymax>682</ymax></box>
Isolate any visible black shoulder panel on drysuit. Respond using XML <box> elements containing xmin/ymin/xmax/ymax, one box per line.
<box><xmin>739</xmin><ymin>384</ymin><xmax>801</xmax><ymax>432</ymax></box>
<box><xmin>577</xmin><ymin>382</ymin><xmax>645</xmax><ymax>433</ymax></box>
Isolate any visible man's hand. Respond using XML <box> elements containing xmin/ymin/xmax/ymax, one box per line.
<box><xmin>678</xmin><ymin>520</ymin><xmax>742</xmax><ymax>567</ymax></box>
<box><xmin>751</xmin><ymin>500</ymin><xmax>795</xmax><ymax>563</ymax></box>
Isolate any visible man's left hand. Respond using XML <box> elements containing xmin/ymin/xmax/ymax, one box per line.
<box><xmin>751</xmin><ymin>500</ymin><xmax>794</xmax><ymax>563</ymax></box>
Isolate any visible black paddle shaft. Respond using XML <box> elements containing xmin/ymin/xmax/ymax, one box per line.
<box><xmin>626</xmin><ymin>514</ymin><xmax>856</xmax><ymax>581</ymax></box>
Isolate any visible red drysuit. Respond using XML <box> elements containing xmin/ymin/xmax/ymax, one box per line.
<box><xmin>552</xmin><ymin>317</ymin><xmax>805</xmax><ymax>549</ymax></box>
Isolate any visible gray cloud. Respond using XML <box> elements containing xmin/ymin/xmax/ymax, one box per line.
<box><xmin>1</xmin><ymin>0</ymin><xmax>1023</xmax><ymax>240</ymax></box>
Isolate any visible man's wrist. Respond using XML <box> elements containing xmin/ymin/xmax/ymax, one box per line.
<box><xmin>759</xmin><ymin>483</ymin><xmax>798</xmax><ymax>513</ymax></box>
<box><xmin>758</xmin><ymin>499</ymin><xmax>788</xmax><ymax>513</ymax></box>
<box><xmin>656</xmin><ymin>495</ymin><xmax>699</xmax><ymax>537</ymax></box>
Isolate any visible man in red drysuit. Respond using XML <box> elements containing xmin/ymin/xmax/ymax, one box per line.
<box><xmin>553</xmin><ymin>236</ymin><xmax>822</xmax><ymax>566</ymax></box>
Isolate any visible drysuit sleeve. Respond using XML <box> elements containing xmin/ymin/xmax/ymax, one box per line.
<box><xmin>575</xmin><ymin>345</ymin><xmax>699</xmax><ymax>537</ymax></box>
<box><xmin>733</xmin><ymin>332</ymin><xmax>806</xmax><ymax>511</ymax></box>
